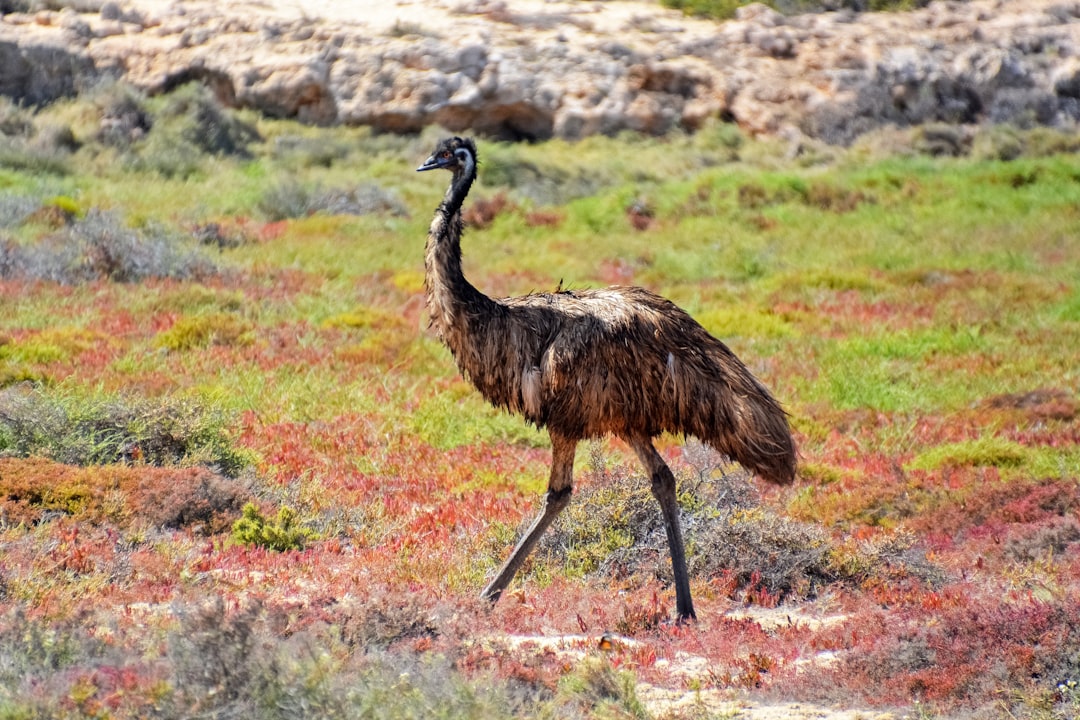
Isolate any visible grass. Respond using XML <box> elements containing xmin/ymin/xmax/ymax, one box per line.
<box><xmin>0</xmin><ymin>82</ymin><xmax>1078</xmax><ymax>719</ymax></box>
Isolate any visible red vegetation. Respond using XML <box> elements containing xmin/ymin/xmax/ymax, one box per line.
<box><xmin>0</xmin><ymin>457</ymin><xmax>249</xmax><ymax>533</ymax></box>
<box><xmin>463</xmin><ymin>192</ymin><xmax>515</xmax><ymax>229</ymax></box>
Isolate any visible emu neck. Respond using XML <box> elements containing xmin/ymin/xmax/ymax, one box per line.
<box><xmin>424</xmin><ymin>169</ymin><xmax>494</xmax><ymax>344</ymax></box>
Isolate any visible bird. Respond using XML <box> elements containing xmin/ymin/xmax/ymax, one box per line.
<box><xmin>417</xmin><ymin>136</ymin><xmax>796</xmax><ymax>621</ymax></box>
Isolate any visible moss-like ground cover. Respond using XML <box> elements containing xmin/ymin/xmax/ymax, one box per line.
<box><xmin>1</xmin><ymin>84</ymin><xmax>1079</xmax><ymax>718</ymax></box>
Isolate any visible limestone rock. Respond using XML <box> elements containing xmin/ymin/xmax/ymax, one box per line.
<box><xmin>1</xmin><ymin>0</ymin><xmax>1079</xmax><ymax>144</ymax></box>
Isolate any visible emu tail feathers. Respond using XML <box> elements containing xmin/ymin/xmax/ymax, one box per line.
<box><xmin>683</xmin><ymin>357</ymin><xmax>797</xmax><ymax>486</ymax></box>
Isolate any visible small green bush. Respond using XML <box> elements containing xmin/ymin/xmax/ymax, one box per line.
<box><xmin>120</xmin><ymin>82</ymin><xmax>260</xmax><ymax>177</ymax></box>
<box><xmin>231</xmin><ymin>503</ymin><xmax>314</xmax><ymax>551</ymax></box>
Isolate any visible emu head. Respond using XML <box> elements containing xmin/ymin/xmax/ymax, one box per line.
<box><xmin>417</xmin><ymin>136</ymin><xmax>477</xmax><ymax>175</ymax></box>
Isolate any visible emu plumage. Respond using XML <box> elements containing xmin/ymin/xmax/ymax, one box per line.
<box><xmin>418</xmin><ymin>137</ymin><xmax>796</xmax><ymax>620</ymax></box>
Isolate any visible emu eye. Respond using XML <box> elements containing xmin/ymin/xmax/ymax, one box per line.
<box><xmin>441</xmin><ymin>151</ymin><xmax>452</xmax><ymax>159</ymax></box>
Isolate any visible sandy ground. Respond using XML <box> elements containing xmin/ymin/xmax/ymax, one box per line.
<box><xmin>492</xmin><ymin>605</ymin><xmax>901</xmax><ymax>720</ymax></box>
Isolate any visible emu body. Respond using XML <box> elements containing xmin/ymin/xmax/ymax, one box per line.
<box><xmin>418</xmin><ymin>137</ymin><xmax>796</xmax><ymax>620</ymax></box>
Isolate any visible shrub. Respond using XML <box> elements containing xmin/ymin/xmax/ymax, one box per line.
<box><xmin>463</xmin><ymin>192</ymin><xmax>516</xmax><ymax>229</ymax></box>
<box><xmin>258</xmin><ymin>179</ymin><xmax>407</xmax><ymax>220</ymax></box>
<box><xmin>0</xmin><ymin>602</ymin><xmax>551</xmax><ymax>720</ymax></box>
<box><xmin>0</xmin><ymin>195</ymin><xmax>40</xmax><ymax>229</ymax></box>
<box><xmin>690</xmin><ymin>506</ymin><xmax>834</xmax><ymax>598</ymax></box>
<box><xmin>0</xmin><ymin>386</ymin><xmax>252</xmax><ymax>477</ymax></box>
<box><xmin>90</xmin><ymin>79</ymin><xmax>153</xmax><ymax>148</ymax></box>
<box><xmin>0</xmin><ymin>457</ymin><xmax>249</xmax><ymax>532</ymax></box>
<box><xmin>270</xmin><ymin>133</ymin><xmax>353</xmax><ymax>168</ymax></box>
<box><xmin>120</xmin><ymin>82</ymin><xmax>260</xmax><ymax>177</ymax></box>
<box><xmin>0</xmin><ymin>209</ymin><xmax>216</xmax><ymax>284</ymax></box>
<box><xmin>555</xmin><ymin>657</ymin><xmax>648</xmax><ymax>719</ymax></box>
<box><xmin>0</xmin><ymin>135</ymin><xmax>72</xmax><ymax>175</ymax></box>
<box><xmin>824</xmin><ymin>592</ymin><xmax>1080</xmax><ymax>709</ymax></box>
<box><xmin>531</xmin><ymin>442</ymin><xmax>938</xmax><ymax>600</ymax></box>
<box><xmin>479</xmin><ymin>147</ymin><xmax>605</xmax><ymax>205</ymax></box>
<box><xmin>337</xmin><ymin>587</ymin><xmax>440</xmax><ymax>649</ymax></box>
<box><xmin>231</xmin><ymin>503</ymin><xmax>314</xmax><ymax>551</ymax></box>
<box><xmin>1004</xmin><ymin>516</ymin><xmax>1080</xmax><ymax>563</ymax></box>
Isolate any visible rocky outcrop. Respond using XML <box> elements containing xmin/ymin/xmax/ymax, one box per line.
<box><xmin>2</xmin><ymin>0</ymin><xmax>1080</xmax><ymax>143</ymax></box>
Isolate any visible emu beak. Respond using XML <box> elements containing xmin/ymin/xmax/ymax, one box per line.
<box><xmin>416</xmin><ymin>154</ymin><xmax>442</xmax><ymax>172</ymax></box>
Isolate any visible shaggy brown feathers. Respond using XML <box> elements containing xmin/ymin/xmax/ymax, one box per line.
<box><xmin>418</xmin><ymin>136</ymin><xmax>796</xmax><ymax>620</ymax></box>
<box><xmin>421</xmin><ymin>137</ymin><xmax>795</xmax><ymax>485</ymax></box>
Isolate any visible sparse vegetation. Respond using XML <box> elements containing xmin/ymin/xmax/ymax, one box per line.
<box><xmin>0</xmin><ymin>79</ymin><xmax>1077</xmax><ymax>719</ymax></box>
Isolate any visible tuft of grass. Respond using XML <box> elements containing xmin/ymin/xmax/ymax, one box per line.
<box><xmin>154</xmin><ymin>312</ymin><xmax>254</xmax><ymax>351</ymax></box>
<box><xmin>908</xmin><ymin>436</ymin><xmax>1029</xmax><ymax>471</ymax></box>
<box><xmin>695</xmin><ymin>306</ymin><xmax>794</xmax><ymax>339</ymax></box>
<box><xmin>0</xmin><ymin>327</ymin><xmax>108</xmax><ymax>365</ymax></box>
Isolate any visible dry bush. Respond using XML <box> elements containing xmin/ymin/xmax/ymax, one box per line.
<box><xmin>0</xmin><ymin>97</ymin><xmax>75</xmax><ymax>174</ymax></box>
<box><xmin>167</xmin><ymin>597</ymin><xmax>545</xmax><ymax>719</ymax></box>
<box><xmin>0</xmin><ymin>600</ymin><xmax>549</xmax><ymax>719</ymax></box>
<box><xmin>0</xmin><ymin>209</ymin><xmax>215</xmax><ymax>284</ymax></box>
<box><xmin>463</xmin><ymin>192</ymin><xmax>515</xmax><ymax>229</ymax></box>
<box><xmin>337</xmin><ymin>587</ymin><xmax>441</xmax><ymax>649</ymax></box>
<box><xmin>820</xmin><ymin>592</ymin><xmax>1080</xmax><ymax>710</ymax></box>
<box><xmin>803</xmin><ymin>182</ymin><xmax>873</xmax><ymax>213</ymax></box>
<box><xmin>259</xmin><ymin>179</ymin><xmax>407</xmax><ymax>220</ymax></box>
<box><xmin>532</xmin><ymin>441</ymin><xmax>939</xmax><ymax>601</ymax></box>
<box><xmin>625</xmin><ymin>198</ymin><xmax>655</xmax><ymax>231</ymax></box>
<box><xmin>0</xmin><ymin>195</ymin><xmax>40</xmax><ymax>229</ymax></box>
<box><xmin>0</xmin><ymin>456</ymin><xmax>250</xmax><ymax>533</ymax></box>
<box><xmin>554</xmin><ymin>657</ymin><xmax>648</xmax><ymax>720</ymax></box>
<box><xmin>191</xmin><ymin>220</ymin><xmax>255</xmax><ymax>250</ymax></box>
<box><xmin>91</xmin><ymin>80</ymin><xmax>153</xmax><ymax>147</ymax></box>
<box><xmin>983</xmin><ymin>387</ymin><xmax>1078</xmax><ymax>422</ymax></box>
<box><xmin>0</xmin><ymin>386</ymin><xmax>252</xmax><ymax>477</ymax></box>
<box><xmin>689</xmin><ymin>507</ymin><xmax>833</xmax><ymax>599</ymax></box>
<box><xmin>270</xmin><ymin>133</ymin><xmax>353</xmax><ymax>168</ymax></box>
<box><xmin>524</xmin><ymin>208</ymin><xmax>564</xmax><ymax>228</ymax></box>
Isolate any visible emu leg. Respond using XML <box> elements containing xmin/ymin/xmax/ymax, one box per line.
<box><xmin>629</xmin><ymin>437</ymin><xmax>697</xmax><ymax>621</ymax></box>
<box><xmin>481</xmin><ymin>433</ymin><xmax>576</xmax><ymax>603</ymax></box>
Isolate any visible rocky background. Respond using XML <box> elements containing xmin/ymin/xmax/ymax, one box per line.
<box><xmin>2</xmin><ymin>0</ymin><xmax>1080</xmax><ymax>144</ymax></box>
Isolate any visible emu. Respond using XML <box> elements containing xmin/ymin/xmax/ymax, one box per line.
<box><xmin>417</xmin><ymin>137</ymin><xmax>796</xmax><ymax>621</ymax></box>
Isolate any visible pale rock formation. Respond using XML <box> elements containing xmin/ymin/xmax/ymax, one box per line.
<box><xmin>1</xmin><ymin>0</ymin><xmax>1079</xmax><ymax>143</ymax></box>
